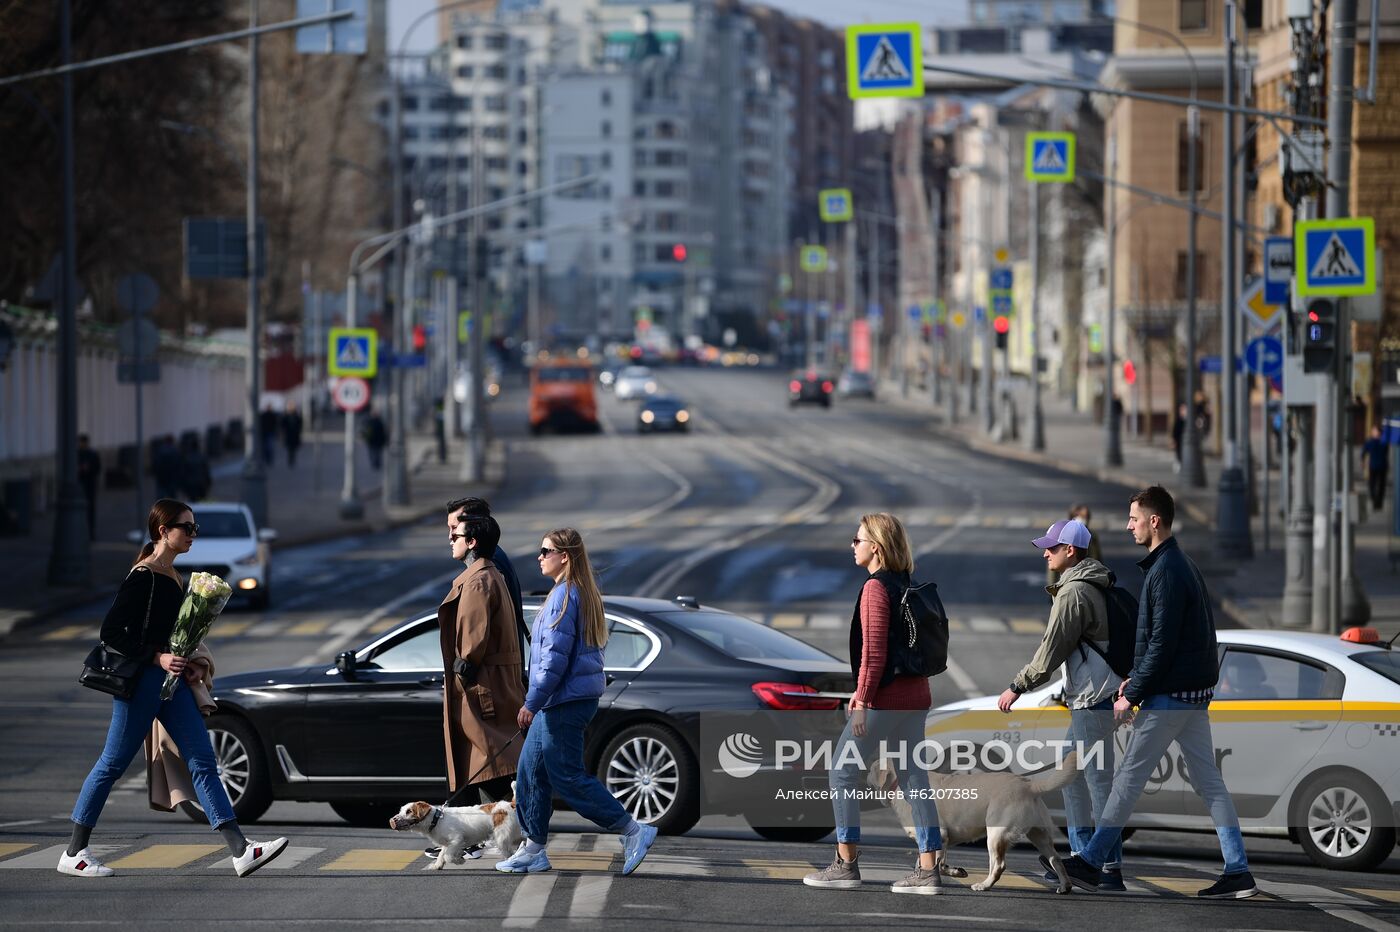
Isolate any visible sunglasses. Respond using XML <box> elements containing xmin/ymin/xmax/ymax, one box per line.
<box><xmin>851</xmin><ymin>537</ymin><xmax>873</xmax><ymax>547</ymax></box>
<box><xmin>539</xmin><ymin>546</ymin><xmax>564</xmax><ymax>558</ymax></box>
<box><xmin>169</xmin><ymin>522</ymin><xmax>199</xmax><ymax>536</ymax></box>
<box><xmin>450</xmin><ymin>532</ymin><xmax>471</xmax><ymax>542</ymax></box>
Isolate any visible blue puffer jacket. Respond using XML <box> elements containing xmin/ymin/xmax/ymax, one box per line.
<box><xmin>524</xmin><ymin>583</ymin><xmax>606</xmax><ymax>712</ymax></box>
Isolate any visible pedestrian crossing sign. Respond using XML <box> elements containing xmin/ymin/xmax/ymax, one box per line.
<box><xmin>818</xmin><ymin>188</ymin><xmax>853</xmax><ymax>222</ymax></box>
<box><xmin>846</xmin><ymin>24</ymin><xmax>923</xmax><ymax>99</ymax></box>
<box><xmin>799</xmin><ymin>245</ymin><xmax>828</xmax><ymax>273</ymax></box>
<box><xmin>991</xmin><ymin>292</ymin><xmax>1013</xmax><ymax>316</ymax></box>
<box><xmin>328</xmin><ymin>327</ymin><xmax>377</xmax><ymax>378</ymax></box>
<box><xmin>1295</xmin><ymin>217</ymin><xmax>1375</xmax><ymax>296</ymax></box>
<box><xmin>1025</xmin><ymin>132</ymin><xmax>1075</xmax><ymax>183</ymax></box>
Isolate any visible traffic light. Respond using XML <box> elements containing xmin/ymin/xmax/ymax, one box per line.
<box><xmin>672</xmin><ymin>243</ymin><xmax>687</xmax><ymax>262</ymax></box>
<box><xmin>1303</xmin><ymin>297</ymin><xmax>1335</xmax><ymax>373</ymax></box>
<box><xmin>412</xmin><ymin>324</ymin><xmax>426</xmax><ymax>352</ymax></box>
<box><xmin>993</xmin><ymin>314</ymin><xmax>1010</xmax><ymax>350</ymax></box>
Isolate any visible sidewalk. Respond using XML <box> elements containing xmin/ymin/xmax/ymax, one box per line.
<box><xmin>0</xmin><ymin>422</ymin><xmax>505</xmax><ymax>637</ymax></box>
<box><xmin>879</xmin><ymin>377</ymin><xmax>1400</xmax><ymax>640</ymax></box>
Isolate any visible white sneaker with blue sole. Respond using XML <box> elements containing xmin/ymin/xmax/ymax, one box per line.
<box><xmin>620</xmin><ymin>824</ymin><xmax>658</xmax><ymax>875</ymax></box>
<box><xmin>495</xmin><ymin>842</ymin><xmax>551</xmax><ymax>873</ymax></box>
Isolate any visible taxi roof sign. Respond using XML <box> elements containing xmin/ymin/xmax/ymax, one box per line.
<box><xmin>846</xmin><ymin>24</ymin><xmax>923</xmax><ymax>99</ymax></box>
<box><xmin>818</xmin><ymin>188</ymin><xmax>853</xmax><ymax>222</ymax></box>
<box><xmin>328</xmin><ymin>327</ymin><xmax>377</xmax><ymax>378</ymax></box>
<box><xmin>1026</xmin><ymin>132</ymin><xmax>1076</xmax><ymax>183</ymax></box>
<box><xmin>1295</xmin><ymin>217</ymin><xmax>1375</xmax><ymax>297</ymax></box>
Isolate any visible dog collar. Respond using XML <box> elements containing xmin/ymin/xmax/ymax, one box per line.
<box><xmin>426</xmin><ymin>806</ymin><xmax>442</xmax><ymax>833</ymax></box>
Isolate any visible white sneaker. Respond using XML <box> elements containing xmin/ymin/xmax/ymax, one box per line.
<box><xmin>232</xmin><ymin>838</ymin><xmax>288</xmax><ymax>877</ymax></box>
<box><xmin>57</xmin><ymin>848</ymin><xmax>114</xmax><ymax>878</ymax></box>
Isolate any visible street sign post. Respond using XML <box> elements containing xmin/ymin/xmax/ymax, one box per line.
<box><xmin>989</xmin><ymin>267</ymin><xmax>1012</xmax><ymax>291</ymax></box>
<box><xmin>1295</xmin><ymin>216</ymin><xmax>1376</xmax><ymax>296</ymax></box>
<box><xmin>991</xmin><ymin>292</ymin><xmax>1013</xmax><ymax>316</ymax></box>
<box><xmin>799</xmin><ymin>245</ymin><xmax>828</xmax><ymax>272</ymax></box>
<box><xmin>458</xmin><ymin>311</ymin><xmax>472</xmax><ymax>343</ymax></box>
<box><xmin>818</xmin><ymin>188</ymin><xmax>853</xmax><ymax>222</ymax></box>
<box><xmin>1244</xmin><ymin>335</ymin><xmax>1284</xmax><ymax>379</ymax></box>
<box><xmin>950</xmin><ymin>310</ymin><xmax>967</xmax><ymax>330</ymax></box>
<box><xmin>327</xmin><ymin>327</ymin><xmax>377</xmax><ymax>378</ymax></box>
<box><xmin>1240</xmin><ymin>278</ymin><xmax>1284</xmax><ymax>330</ymax></box>
<box><xmin>1026</xmin><ymin>132</ymin><xmax>1076</xmax><ymax>183</ymax></box>
<box><xmin>845</xmin><ymin>23</ymin><xmax>923</xmax><ymax>99</ymax></box>
<box><xmin>1263</xmin><ymin>236</ymin><xmax>1293</xmax><ymax>305</ymax></box>
<box><xmin>331</xmin><ymin>377</ymin><xmax>370</xmax><ymax>412</ymax></box>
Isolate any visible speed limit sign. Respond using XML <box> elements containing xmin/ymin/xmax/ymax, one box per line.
<box><xmin>332</xmin><ymin>377</ymin><xmax>371</xmax><ymax>412</ymax></box>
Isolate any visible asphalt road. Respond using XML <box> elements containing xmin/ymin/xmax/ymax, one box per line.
<box><xmin>1</xmin><ymin>367</ymin><xmax>1395</xmax><ymax>930</ymax></box>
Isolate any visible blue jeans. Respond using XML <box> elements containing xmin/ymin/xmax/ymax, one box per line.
<box><xmin>73</xmin><ymin>665</ymin><xmax>235</xmax><ymax>829</ymax></box>
<box><xmin>1079</xmin><ymin>695</ymin><xmax>1248</xmax><ymax>874</ymax></box>
<box><xmin>516</xmin><ymin>698</ymin><xmax>632</xmax><ymax>844</ymax></box>
<box><xmin>1063</xmin><ymin>700</ymin><xmax>1121</xmax><ymax>869</ymax></box>
<box><xmin>829</xmin><ymin>709</ymin><xmax>942</xmax><ymax>852</ymax></box>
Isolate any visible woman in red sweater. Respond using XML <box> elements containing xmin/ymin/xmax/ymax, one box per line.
<box><xmin>803</xmin><ymin>512</ymin><xmax>942</xmax><ymax>894</ymax></box>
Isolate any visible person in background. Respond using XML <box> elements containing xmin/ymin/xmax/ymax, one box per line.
<box><xmin>77</xmin><ymin>434</ymin><xmax>101</xmax><ymax>540</ymax></box>
<box><xmin>282</xmin><ymin>403</ymin><xmax>303</xmax><ymax>469</ymax></box>
<box><xmin>361</xmin><ymin>407</ymin><xmax>387</xmax><ymax>471</ymax></box>
<box><xmin>258</xmin><ymin>405</ymin><xmax>279</xmax><ymax>467</ymax></box>
<box><xmin>1361</xmin><ymin>425</ymin><xmax>1389</xmax><ymax>514</ymax></box>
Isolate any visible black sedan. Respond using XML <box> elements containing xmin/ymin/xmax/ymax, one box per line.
<box><xmin>788</xmin><ymin>371</ymin><xmax>833</xmax><ymax>408</ymax></box>
<box><xmin>193</xmin><ymin>596</ymin><xmax>854</xmax><ymax>841</ymax></box>
<box><xmin>637</xmin><ymin>395</ymin><xmax>691</xmax><ymax>433</ymax></box>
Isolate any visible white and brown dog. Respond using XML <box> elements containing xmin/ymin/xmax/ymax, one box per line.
<box><xmin>389</xmin><ymin>799</ymin><xmax>524</xmax><ymax>871</ymax></box>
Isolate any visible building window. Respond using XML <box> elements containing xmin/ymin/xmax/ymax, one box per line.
<box><xmin>518</xmin><ymin>160</ymin><xmax>529</xmax><ymax>176</ymax></box>
<box><xmin>518</xmin><ymin>128</ymin><xmax>528</xmax><ymax>144</ymax></box>
<box><xmin>456</xmin><ymin>35</ymin><xmax>472</xmax><ymax>49</ymax></box>
<box><xmin>486</xmin><ymin>64</ymin><xmax>507</xmax><ymax>80</ymax></box>
<box><xmin>429</xmin><ymin>96</ymin><xmax>452</xmax><ymax>112</ymax></box>
<box><xmin>1175</xmin><ymin>252</ymin><xmax>1207</xmax><ymax>300</ymax></box>
<box><xmin>634</xmin><ymin>180</ymin><xmax>646</xmax><ymax>196</ymax></box>
<box><xmin>485</xmin><ymin>96</ymin><xmax>507</xmax><ymax>112</ymax></box>
<box><xmin>485</xmin><ymin>157</ymin><xmax>507</xmax><ymax>170</ymax></box>
<box><xmin>402</xmin><ymin>94</ymin><xmax>419</xmax><ymax>111</ymax></box>
<box><xmin>1179</xmin><ymin>0</ymin><xmax>1209</xmax><ymax>31</ymax></box>
<box><xmin>601</xmin><ymin>88</ymin><xmax>612</xmax><ymax>107</ymax></box>
<box><xmin>600</xmin><ymin>151</ymin><xmax>612</xmax><ymax>169</ymax></box>
<box><xmin>601</xmin><ymin>120</ymin><xmax>612</xmax><ymax>138</ymax></box>
<box><xmin>1176</xmin><ymin>121</ymin><xmax>1209</xmax><ymax>193</ymax></box>
<box><xmin>402</xmin><ymin>125</ymin><xmax>420</xmax><ymax>140</ymax></box>
<box><xmin>484</xmin><ymin>33</ymin><xmax>507</xmax><ymax>50</ymax></box>
<box><xmin>457</xmin><ymin>65</ymin><xmax>473</xmax><ymax>78</ymax></box>
<box><xmin>459</xmin><ymin>96</ymin><xmax>473</xmax><ymax>110</ymax></box>
<box><xmin>601</xmin><ymin>244</ymin><xmax>612</xmax><ymax>262</ymax></box>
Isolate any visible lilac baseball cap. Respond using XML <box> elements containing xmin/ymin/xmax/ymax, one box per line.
<box><xmin>1032</xmin><ymin>518</ymin><xmax>1092</xmax><ymax>550</ymax></box>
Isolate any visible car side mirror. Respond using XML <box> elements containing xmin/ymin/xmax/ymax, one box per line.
<box><xmin>258</xmin><ymin>528</ymin><xmax>279</xmax><ymax>543</ymax></box>
<box><xmin>335</xmin><ymin>650</ymin><xmax>359</xmax><ymax>680</ymax></box>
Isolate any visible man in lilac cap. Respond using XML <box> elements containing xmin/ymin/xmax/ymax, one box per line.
<box><xmin>998</xmin><ymin>518</ymin><xmax>1124</xmax><ymax>891</ymax></box>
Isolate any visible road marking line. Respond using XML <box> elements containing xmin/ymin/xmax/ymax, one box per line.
<box><xmin>1259</xmin><ymin>881</ymin><xmax>1400</xmax><ymax>932</ymax></box>
<box><xmin>286</xmin><ymin>620</ymin><xmax>331</xmax><ymax>636</ymax></box>
<box><xmin>1348</xmin><ymin>889</ymin><xmax>1400</xmax><ymax>905</ymax></box>
<box><xmin>968</xmin><ymin>617</ymin><xmax>1005</xmax><ymax>633</ymax></box>
<box><xmin>296</xmin><ymin>570</ymin><xmax>460</xmax><ymax>667</ymax></box>
<box><xmin>947</xmin><ymin>619</ymin><xmax>967</xmax><ymax>632</ymax></box>
<box><xmin>0</xmin><ymin>819</ymin><xmax>46</xmax><ymax>829</ymax></box>
<box><xmin>503</xmin><ymin>873</ymin><xmax>559</xmax><ymax>928</ymax></box>
<box><xmin>208</xmin><ymin>621</ymin><xmax>252</xmax><ymax>638</ymax></box>
<box><xmin>740</xmin><ymin>858</ymin><xmax>814</xmax><ymax>880</ymax></box>
<box><xmin>808</xmin><ymin>613</ymin><xmax>843</xmax><ymax>630</ymax></box>
<box><xmin>639</xmin><ymin>854</ymin><xmax>712</xmax><ymax>877</ymax></box>
<box><xmin>319</xmin><ymin>849</ymin><xmax>421</xmax><ymax>871</ymax></box>
<box><xmin>41</xmin><ymin>625</ymin><xmax>93</xmax><ymax>641</ymax></box>
<box><xmin>569</xmin><ymin>874</ymin><xmax>613</xmax><ymax>917</ymax></box>
<box><xmin>769</xmin><ymin>613</ymin><xmax>805</xmax><ymax>629</ymax></box>
<box><xmin>838</xmin><ymin>913</ymin><xmax>1029</xmax><ymax>925</ymax></box>
<box><xmin>0</xmin><ymin>844</ymin><xmax>34</xmax><ymax>859</ymax></box>
<box><xmin>548</xmin><ymin>852</ymin><xmax>615</xmax><ymax>871</ymax></box>
<box><xmin>107</xmin><ymin>844</ymin><xmax>222</xmax><ymax>869</ymax></box>
<box><xmin>0</xmin><ymin>844</ymin><xmax>125</xmax><ymax>869</ymax></box>
<box><xmin>1009</xmin><ymin>618</ymin><xmax>1044</xmax><ymax>634</ymax></box>
<box><xmin>209</xmin><ymin>846</ymin><xmax>323</xmax><ymax>870</ymax></box>
<box><xmin>247</xmin><ymin>622</ymin><xmax>285</xmax><ymax>637</ymax></box>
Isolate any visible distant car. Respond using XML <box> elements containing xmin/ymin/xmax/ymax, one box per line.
<box><xmin>638</xmin><ymin>395</ymin><xmax>691</xmax><ymax>433</ymax></box>
<box><xmin>927</xmin><ymin>627</ymin><xmax>1400</xmax><ymax>871</ymax></box>
<box><xmin>529</xmin><ymin>360</ymin><xmax>598</xmax><ymax>434</ymax></box>
<box><xmin>837</xmin><ymin>370</ymin><xmax>876</xmax><ymax>399</ymax></box>
<box><xmin>614</xmin><ymin>366</ymin><xmax>658</xmax><ymax>401</ymax></box>
<box><xmin>195</xmin><ymin>596</ymin><xmax>854</xmax><ymax>841</ymax></box>
<box><xmin>788</xmin><ymin>371</ymin><xmax>833</xmax><ymax>408</ymax></box>
<box><xmin>129</xmin><ymin>502</ymin><xmax>276</xmax><ymax>609</ymax></box>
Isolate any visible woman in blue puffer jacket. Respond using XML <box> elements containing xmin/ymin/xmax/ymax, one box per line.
<box><xmin>494</xmin><ymin>527</ymin><xmax>659</xmax><ymax>877</ymax></box>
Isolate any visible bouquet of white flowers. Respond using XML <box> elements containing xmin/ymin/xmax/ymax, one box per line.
<box><xmin>160</xmin><ymin>571</ymin><xmax>233</xmax><ymax>700</ymax></box>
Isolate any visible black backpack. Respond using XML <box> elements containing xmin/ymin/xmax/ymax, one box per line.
<box><xmin>889</xmin><ymin>580</ymin><xmax>949</xmax><ymax>678</ymax></box>
<box><xmin>1080</xmin><ymin>581</ymin><xmax>1138</xmax><ymax>678</ymax></box>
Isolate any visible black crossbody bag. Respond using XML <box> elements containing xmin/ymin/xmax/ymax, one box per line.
<box><xmin>79</xmin><ymin>567</ymin><xmax>155</xmax><ymax>699</ymax></box>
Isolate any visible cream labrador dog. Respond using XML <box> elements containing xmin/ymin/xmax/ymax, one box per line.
<box><xmin>389</xmin><ymin>799</ymin><xmax>524</xmax><ymax>871</ymax></box>
<box><xmin>872</xmin><ymin>752</ymin><xmax>1079</xmax><ymax>894</ymax></box>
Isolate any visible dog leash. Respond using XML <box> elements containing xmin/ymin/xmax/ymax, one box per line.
<box><xmin>442</xmin><ymin>729</ymin><xmax>524</xmax><ymax>807</ymax></box>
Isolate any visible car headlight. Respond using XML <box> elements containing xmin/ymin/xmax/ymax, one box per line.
<box><xmin>640</xmin><ymin>410</ymin><xmax>655</xmax><ymax>424</ymax></box>
<box><xmin>675</xmin><ymin>410</ymin><xmax>689</xmax><ymax>423</ymax></box>
<box><xmin>237</xmin><ymin>578</ymin><xmax>259</xmax><ymax>590</ymax></box>
<box><xmin>233</xmin><ymin>551</ymin><xmax>260</xmax><ymax>566</ymax></box>
<box><xmin>645</xmin><ymin>381</ymin><xmax>656</xmax><ymax>393</ymax></box>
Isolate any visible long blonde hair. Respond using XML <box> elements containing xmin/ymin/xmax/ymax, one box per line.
<box><xmin>860</xmin><ymin>512</ymin><xmax>914</xmax><ymax>575</ymax></box>
<box><xmin>545</xmin><ymin>527</ymin><xmax>608</xmax><ymax>648</ymax></box>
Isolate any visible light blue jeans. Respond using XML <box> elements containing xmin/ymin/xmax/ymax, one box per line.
<box><xmin>1063</xmin><ymin>699</ymin><xmax>1122</xmax><ymax>869</ymax></box>
<box><xmin>515</xmin><ymin>698</ymin><xmax>633</xmax><ymax>844</ymax></box>
<box><xmin>73</xmin><ymin>665</ymin><xmax>235</xmax><ymax>829</ymax></box>
<box><xmin>829</xmin><ymin>709</ymin><xmax>942</xmax><ymax>852</ymax></box>
<box><xmin>1079</xmin><ymin>694</ymin><xmax>1248</xmax><ymax>874</ymax></box>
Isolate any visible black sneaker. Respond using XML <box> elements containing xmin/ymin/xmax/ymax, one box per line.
<box><xmin>1038</xmin><ymin>855</ymin><xmax>1059</xmax><ymax>884</ymax></box>
<box><xmin>1060</xmin><ymin>854</ymin><xmax>1102</xmax><ymax>892</ymax></box>
<box><xmin>1098</xmin><ymin>868</ymin><xmax>1126</xmax><ymax>892</ymax></box>
<box><xmin>1197</xmin><ymin>871</ymin><xmax>1258</xmax><ymax>899</ymax></box>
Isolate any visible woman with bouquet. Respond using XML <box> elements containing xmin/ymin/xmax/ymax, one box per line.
<box><xmin>61</xmin><ymin>499</ymin><xmax>288</xmax><ymax>879</ymax></box>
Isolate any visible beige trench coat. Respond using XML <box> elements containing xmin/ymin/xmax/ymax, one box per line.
<box><xmin>145</xmin><ymin>643</ymin><xmax>216</xmax><ymax>812</ymax></box>
<box><xmin>439</xmin><ymin>559</ymin><xmax>524</xmax><ymax>790</ymax></box>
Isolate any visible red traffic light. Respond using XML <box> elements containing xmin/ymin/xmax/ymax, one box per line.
<box><xmin>992</xmin><ymin>315</ymin><xmax>1010</xmax><ymax>334</ymax></box>
<box><xmin>412</xmin><ymin>324</ymin><xmax>426</xmax><ymax>351</ymax></box>
<box><xmin>1123</xmin><ymin>359</ymin><xmax>1137</xmax><ymax>385</ymax></box>
<box><xmin>672</xmin><ymin>243</ymin><xmax>688</xmax><ymax>262</ymax></box>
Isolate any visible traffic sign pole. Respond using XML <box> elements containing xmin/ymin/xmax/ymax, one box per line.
<box><xmin>1027</xmin><ymin>181</ymin><xmax>1044</xmax><ymax>452</ymax></box>
<box><xmin>240</xmin><ymin>0</ymin><xmax>268</xmax><ymax>532</ymax></box>
<box><xmin>339</xmin><ymin>271</ymin><xmax>364</xmax><ymax>520</ymax></box>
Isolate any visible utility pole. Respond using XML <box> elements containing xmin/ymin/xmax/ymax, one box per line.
<box><xmin>383</xmin><ymin>50</ymin><xmax>409</xmax><ymax>507</ymax></box>
<box><xmin>979</xmin><ymin>173</ymin><xmax>995</xmax><ymax>435</ymax></box>
<box><xmin>240</xmin><ymin>0</ymin><xmax>268</xmax><ymax>530</ymax></box>
<box><xmin>1027</xmin><ymin>175</ymin><xmax>1045</xmax><ymax>451</ymax></box>
<box><xmin>47</xmin><ymin>0</ymin><xmax>88</xmax><ymax>586</ymax></box>
<box><xmin>927</xmin><ymin>186</ymin><xmax>940</xmax><ymax>407</ymax></box>
<box><xmin>464</xmin><ymin>234</ymin><xmax>487</xmax><ymax>482</ymax></box>
<box><xmin>845</xmin><ymin>220</ymin><xmax>858</xmax><ymax>382</ymax></box>
<box><xmin>1104</xmin><ymin>134</ymin><xmax>1123</xmax><ymax>467</ymax></box>
<box><xmin>1217</xmin><ymin>0</ymin><xmax>1253</xmax><ymax>559</ymax></box>
<box><xmin>1182</xmin><ymin>100</ymin><xmax>1206</xmax><ymax>487</ymax></box>
<box><xmin>866</xmin><ymin>217</ymin><xmax>881</xmax><ymax>382</ymax></box>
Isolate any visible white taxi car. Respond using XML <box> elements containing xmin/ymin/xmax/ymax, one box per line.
<box><xmin>128</xmin><ymin>502</ymin><xmax>277</xmax><ymax>609</ymax></box>
<box><xmin>926</xmin><ymin>627</ymin><xmax>1400</xmax><ymax>871</ymax></box>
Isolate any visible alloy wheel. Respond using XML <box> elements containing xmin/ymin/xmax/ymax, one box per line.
<box><xmin>605</xmin><ymin>734</ymin><xmax>680</xmax><ymax>824</ymax></box>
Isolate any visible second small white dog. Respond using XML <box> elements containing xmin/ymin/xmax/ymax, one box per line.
<box><xmin>389</xmin><ymin>799</ymin><xmax>524</xmax><ymax>871</ymax></box>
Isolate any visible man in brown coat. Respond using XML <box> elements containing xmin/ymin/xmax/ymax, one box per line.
<box><xmin>439</xmin><ymin>511</ymin><xmax>524</xmax><ymax>808</ymax></box>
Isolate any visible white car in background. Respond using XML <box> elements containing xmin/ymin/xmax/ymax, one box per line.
<box><xmin>613</xmin><ymin>366</ymin><xmax>658</xmax><ymax>401</ymax></box>
<box><xmin>128</xmin><ymin>502</ymin><xmax>277</xmax><ymax>609</ymax></box>
<box><xmin>925</xmin><ymin>627</ymin><xmax>1400</xmax><ymax>871</ymax></box>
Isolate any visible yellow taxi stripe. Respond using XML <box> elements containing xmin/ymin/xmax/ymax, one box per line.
<box><xmin>42</xmin><ymin>625</ymin><xmax>95</xmax><ymax>641</ymax></box>
<box><xmin>107</xmin><ymin>844</ymin><xmax>223</xmax><ymax>868</ymax></box>
<box><xmin>549</xmin><ymin>852</ymin><xmax>616</xmax><ymax>872</ymax></box>
<box><xmin>0</xmin><ymin>844</ymin><xmax>34</xmax><ymax>860</ymax></box>
<box><xmin>1347</xmin><ymin>888</ymin><xmax>1400</xmax><ymax>904</ymax></box>
<box><xmin>286</xmin><ymin>620</ymin><xmax>331</xmax><ymax>636</ymax></box>
<box><xmin>320</xmin><ymin>849</ymin><xmax>421</xmax><ymax>871</ymax></box>
<box><xmin>741</xmin><ymin>858</ymin><xmax>814</xmax><ymax>879</ymax></box>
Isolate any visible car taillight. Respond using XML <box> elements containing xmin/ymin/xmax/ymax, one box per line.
<box><xmin>752</xmin><ymin>682</ymin><xmax>842</xmax><ymax>711</ymax></box>
<box><xmin>789</xmin><ymin>380</ymin><xmax>802</xmax><ymax>392</ymax></box>
<box><xmin>821</xmin><ymin>381</ymin><xmax>834</xmax><ymax>393</ymax></box>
